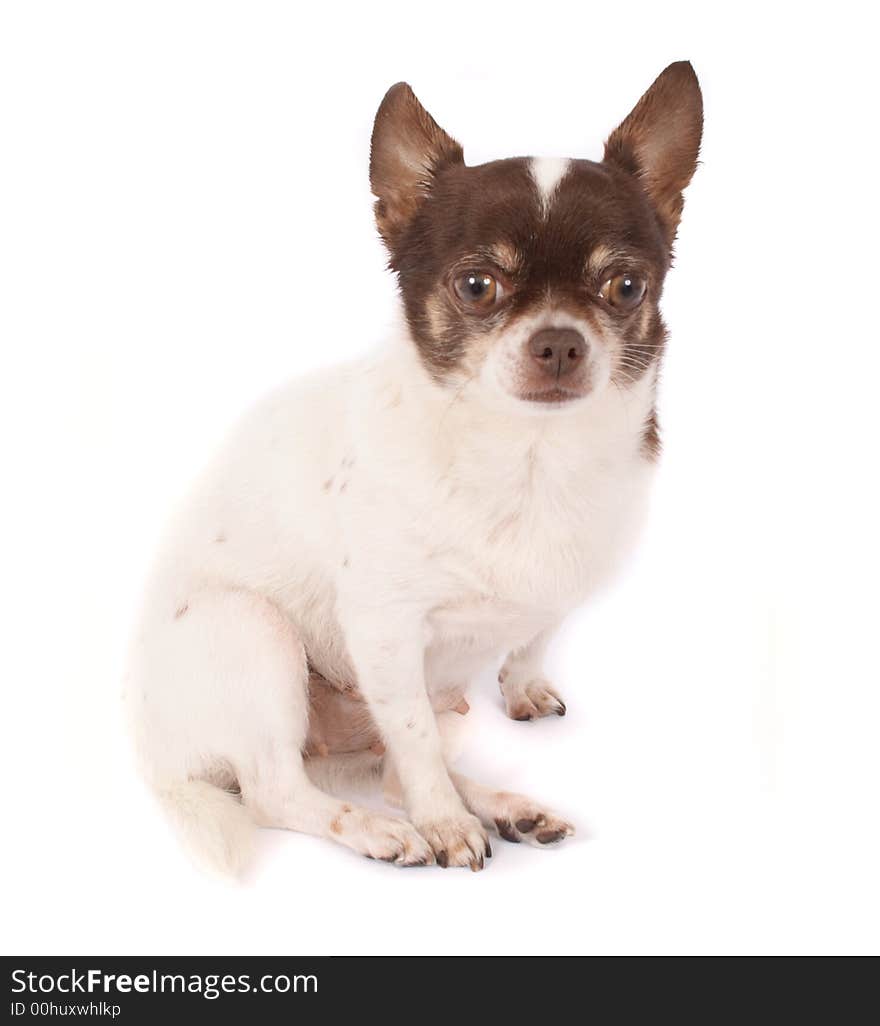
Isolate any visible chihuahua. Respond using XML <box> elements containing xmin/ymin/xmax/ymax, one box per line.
<box><xmin>127</xmin><ymin>62</ymin><xmax>702</xmax><ymax>873</ymax></box>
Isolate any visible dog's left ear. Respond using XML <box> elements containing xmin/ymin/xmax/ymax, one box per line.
<box><xmin>370</xmin><ymin>83</ymin><xmax>464</xmax><ymax>250</ymax></box>
<box><xmin>604</xmin><ymin>62</ymin><xmax>703</xmax><ymax>244</ymax></box>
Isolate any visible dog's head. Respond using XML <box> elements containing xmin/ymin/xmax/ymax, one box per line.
<box><xmin>370</xmin><ymin>63</ymin><xmax>702</xmax><ymax>412</ymax></box>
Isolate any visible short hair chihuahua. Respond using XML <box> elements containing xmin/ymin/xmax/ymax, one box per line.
<box><xmin>127</xmin><ymin>62</ymin><xmax>702</xmax><ymax>873</ymax></box>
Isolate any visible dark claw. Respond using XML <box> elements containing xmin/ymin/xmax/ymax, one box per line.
<box><xmin>536</xmin><ymin>828</ymin><xmax>565</xmax><ymax>845</ymax></box>
<box><xmin>495</xmin><ymin>818</ymin><xmax>520</xmax><ymax>843</ymax></box>
<box><xmin>484</xmin><ymin>840</ymin><xmax>493</xmax><ymax>858</ymax></box>
<box><xmin>556</xmin><ymin>701</ymin><xmax>566</xmax><ymax>716</ymax></box>
<box><xmin>515</xmin><ymin>818</ymin><xmax>536</xmax><ymax>834</ymax></box>
<box><xmin>436</xmin><ymin>850</ymin><xmax>449</xmax><ymax>868</ymax></box>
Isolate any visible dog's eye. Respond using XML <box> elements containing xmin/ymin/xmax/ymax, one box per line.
<box><xmin>452</xmin><ymin>271</ymin><xmax>502</xmax><ymax>310</ymax></box>
<box><xmin>600</xmin><ymin>273</ymin><xmax>647</xmax><ymax>311</ymax></box>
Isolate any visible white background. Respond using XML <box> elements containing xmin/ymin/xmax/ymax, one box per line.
<box><xmin>2</xmin><ymin>1</ymin><xmax>878</xmax><ymax>956</ymax></box>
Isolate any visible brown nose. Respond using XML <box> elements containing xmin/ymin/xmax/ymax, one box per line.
<box><xmin>527</xmin><ymin>328</ymin><xmax>587</xmax><ymax>379</ymax></box>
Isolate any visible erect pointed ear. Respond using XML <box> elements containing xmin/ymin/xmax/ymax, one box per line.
<box><xmin>370</xmin><ymin>82</ymin><xmax>464</xmax><ymax>249</ymax></box>
<box><xmin>604</xmin><ymin>62</ymin><xmax>703</xmax><ymax>244</ymax></box>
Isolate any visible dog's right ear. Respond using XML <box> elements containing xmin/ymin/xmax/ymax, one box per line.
<box><xmin>370</xmin><ymin>83</ymin><xmax>464</xmax><ymax>250</ymax></box>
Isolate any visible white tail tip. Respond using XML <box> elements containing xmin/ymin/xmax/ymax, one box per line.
<box><xmin>157</xmin><ymin>779</ymin><xmax>255</xmax><ymax>878</ymax></box>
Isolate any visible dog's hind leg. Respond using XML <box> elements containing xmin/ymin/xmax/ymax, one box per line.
<box><xmin>245</xmin><ymin>762</ymin><xmax>433</xmax><ymax>866</ymax></box>
<box><xmin>133</xmin><ymin>587</ymin><xmax>432</xmax><ymax>871</ymax></box>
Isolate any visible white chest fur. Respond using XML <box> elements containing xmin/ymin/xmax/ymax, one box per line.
<box><xmin>339</xmin><ymin>341</ymin><xmax>656</xmax><ymax>673</ymax></box>
<box><xmin>156</xmin><ymin>338</ymin><xmax>656</xmax><ymax>696</ymax></box>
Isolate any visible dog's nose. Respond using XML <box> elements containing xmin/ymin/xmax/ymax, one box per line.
<box><xmin>527</xmin><ymin>328</ymin><xmax>587</xmax><ymax>379</ymax></box>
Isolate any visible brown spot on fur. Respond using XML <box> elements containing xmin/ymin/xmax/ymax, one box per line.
<box><xmin>174</xmin><ymin>603</ymin><xmax>189</xmax><ymax>619</ymax></box>
<box><xmin>488</xmin><ymin>512</ymin><xmax>517</xmax><ymax>544</ymax></box>
<box><xmin>214</xmin><ymin>533</ymin><xmax>226</xmax><ymax>544</ymax></box>
<box><xmin>323</xmin><ymin>477</ymin><xmax>334</xmax><ymax>492</ymax></box>
<box><xmin>642</xmin><ymin>407</ymin><xmax>662</xmax><ymax>460</ymax></box>
<box><xmin>330</xmin><ymin>804</ymin><xmax>352</xmax><ymax>835</ymax></box>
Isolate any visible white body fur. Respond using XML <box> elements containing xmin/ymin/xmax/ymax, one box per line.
<box><xmin>127</xmin><ymin>323</ymin><xmax>655</xmax><ymax>873</ymax></box>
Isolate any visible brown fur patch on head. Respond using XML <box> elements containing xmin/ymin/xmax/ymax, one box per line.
<box><xmin>391</xmin><ymin>154</ymin><xmax>670</xmax><ymax>383</ymax></box>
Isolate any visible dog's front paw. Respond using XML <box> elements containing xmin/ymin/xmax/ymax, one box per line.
<box><xmin>414</xmin><ymin>812</ymin><xmax>491</xmax><ymax>871</ymax></box>
<box><xmin>491</xmin><ymin>795</ymin><xmax>575</xmax><ymax>848</ymax></box>
<box><xmin>498</xmin><ymin>672</ymin><xmax>566</xmax><ymax>721</ymax></box>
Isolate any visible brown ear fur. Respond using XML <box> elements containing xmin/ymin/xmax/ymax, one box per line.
<box><xmin>369</xmin><ymin>82</ymin><xmax>464</xmax><ymax>249</ymax></box>
<box><xmin>603</xmin><ymin>61</ymin><xmax>703</xmax><ymax>244</ymax></box>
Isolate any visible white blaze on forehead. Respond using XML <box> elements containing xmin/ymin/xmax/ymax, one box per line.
<box><xmin>530</xmin><ymin>157</ymin><xmax>571</xmax><ymax>215</ymax></box>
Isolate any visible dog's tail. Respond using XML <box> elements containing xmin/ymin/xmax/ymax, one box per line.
<box><xmin>156</xmin><ymin>780</ymin><xmax>255</xmax><ymax>878</ymax></box>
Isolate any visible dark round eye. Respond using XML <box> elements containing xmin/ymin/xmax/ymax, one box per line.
<box><xmin>600</xmin><ymin>273</ymin><xmax>647</xmax><ymax>311</ymax></box>
<box><xmin>452</xmin><ymin>271</ymin><xmax>501</xmax><ymax>310</ymax></box>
